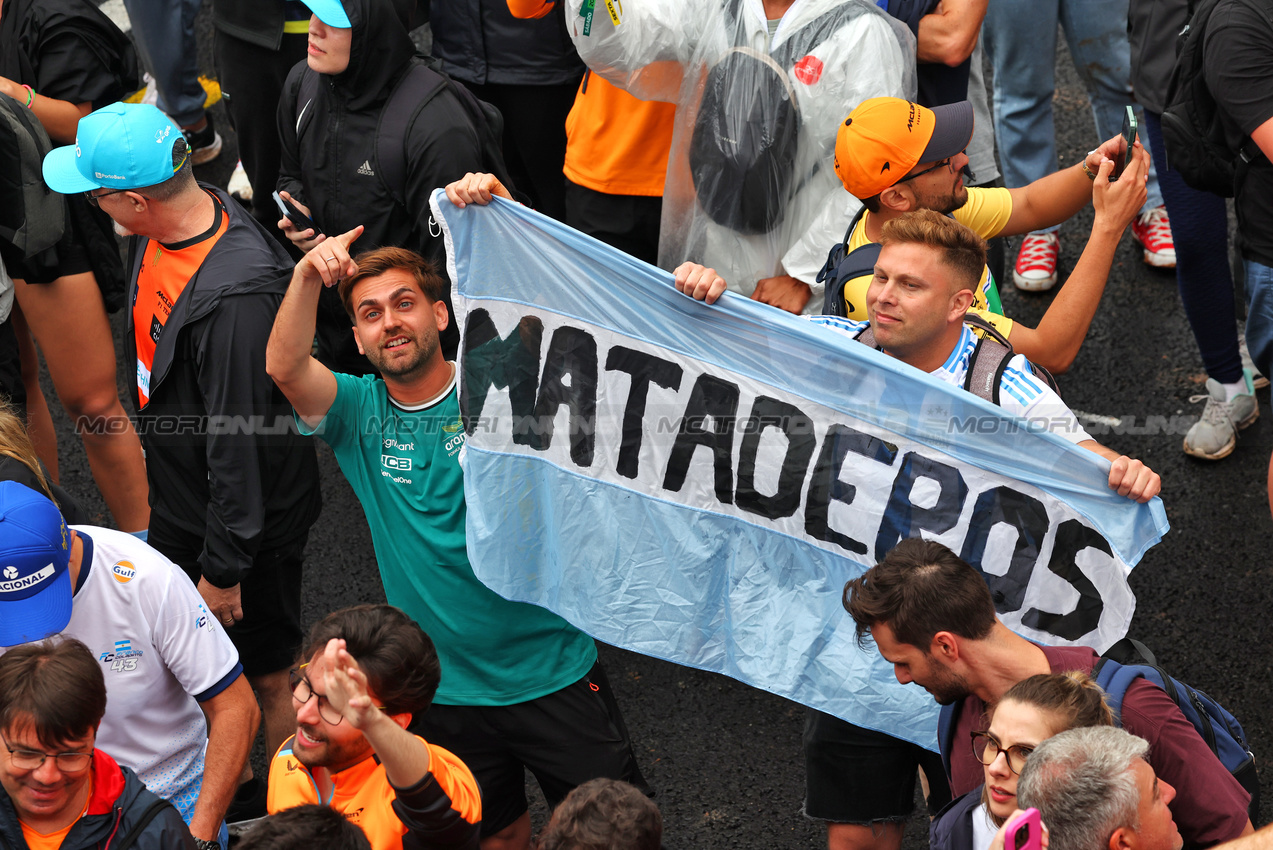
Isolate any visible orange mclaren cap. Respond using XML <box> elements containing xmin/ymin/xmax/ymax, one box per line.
<box><xmin>833</xmin><ymin>97</ymin><xmax>975</xmax><ymax>199</ymax></box>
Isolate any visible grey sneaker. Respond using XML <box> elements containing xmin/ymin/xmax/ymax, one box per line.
<box><xmin>1238</xmin><ymin>332</ymin><xmax>1269</xmax><ymax>389</ymax></box>
<box><xmin>1183</xmin><ymin>371</ymin><xmax>1259</xmax><ymax>460</ymax></box>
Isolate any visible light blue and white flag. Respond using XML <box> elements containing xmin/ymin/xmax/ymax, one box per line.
<box><xmin>431</xmin><ymin>190</ymin><xmax>1169</xmax><ymax>750</ymax></box>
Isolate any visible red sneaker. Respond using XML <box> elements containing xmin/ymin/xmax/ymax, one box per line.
<box><xmin>1131</xmin><ymin>205</ymin><xmax>1176</xmax><ymax>268</ymax></box>
<box><xmin>1013</xmin><ymin>233</ymin><xmax>1059</xmax><ymax>291</ymax></box>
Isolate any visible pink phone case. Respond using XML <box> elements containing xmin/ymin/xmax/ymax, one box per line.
<box><xmin>1008</xmin><ymin>808</ymin><xmax>1043</xmax><ymax>850</ymax></box>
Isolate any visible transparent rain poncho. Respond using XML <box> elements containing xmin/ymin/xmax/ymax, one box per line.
<box><xmin>566</xmin><ymin>0</ymin><xmax>915</xmax><ymax>310</ymax></box>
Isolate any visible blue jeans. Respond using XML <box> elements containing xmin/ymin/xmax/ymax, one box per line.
<box><xmin>122</xmin><ymin>0</ymin><xmax>207</xmax><ymax>127</ymax></box>
<box><xmin>981</xmin><ymin>0</ymin><xmax>1164</xmax><ymax>235</ymax></box>
<box><xmin>1245</xmin><ymin>259</ymin><xmax>1273</xmax><ymax>380</ymax></box>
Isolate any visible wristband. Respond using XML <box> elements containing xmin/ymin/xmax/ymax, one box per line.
<box><xmin>1080</xmin><ymin>158</ymin><xmax>1097</xmax><ymax>181</ymax></box>
<box><xmin>20</xmin><ymin>84</ymin><xmax>33</xmax><ymax>109</ymax></box>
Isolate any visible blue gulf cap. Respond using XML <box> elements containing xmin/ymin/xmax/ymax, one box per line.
<box><xmin>298</xmin><ymin>0</ymin><xmax>351</xmax><ymax>27</ymax></box>
<box><xmin>42</xmin><ymin>102</ymin><xmax>181</xmax><ymax>194</ymax></box>
<box><xmin>0</xmin><ymin>482</ymin><xmax>73</xmax><ymax>648</ymax></box>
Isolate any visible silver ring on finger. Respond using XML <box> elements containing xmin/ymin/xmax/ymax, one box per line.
<box><xmin>323</xmin><ymin>255</ymin><xmax>337</xmax><ymax>265</ymax></box>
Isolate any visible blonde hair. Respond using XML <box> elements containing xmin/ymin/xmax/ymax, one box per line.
<box><xmin>878</xmin><ymin>208</ymin><xmax>987</xmax><ymax>292</ymax></box>
<box><xmin>0</xmin><ymin>400</ymin><xmax>55</xmax><ymax>502</ymax></box>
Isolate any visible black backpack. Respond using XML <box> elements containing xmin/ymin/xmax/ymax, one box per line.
<box><xmin>296</xmin><ymin>60</ymin><xmax>518</xmax><ymax>209</ymax></box>
<box><xmin>1160</xmin><ymin>0</ymin><xmax>1265</xmax><ymax>197</ymax></box>
<box><xmin>818</xmin><ymin>205</ymin><xmax>878</xmax><ymax>317</ymax></box>
<box><xmin>0</xmin><ymin>92</ymin><xmax>64</xmax><ymax>259</ymax></box>
<box><xmin>688</xmin><ymin>0</ymin><xmax>874</xmax><ymax>235</ymax></box>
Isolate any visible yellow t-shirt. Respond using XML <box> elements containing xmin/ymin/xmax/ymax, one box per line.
<box><xmin>840</xmin><ymin>186</ymin><xmax>1015</xmax><ymax>338</ymax></box>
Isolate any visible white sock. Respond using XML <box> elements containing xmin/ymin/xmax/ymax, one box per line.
<box><xmin>1220</xmin><ymin>379</ymin><xmax>1249</xmax><ymax>402</ymax></box>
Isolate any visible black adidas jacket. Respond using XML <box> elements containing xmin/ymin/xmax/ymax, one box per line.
<box><xmin>124</xmin><ymin>184</ymin><xmax>321</xmax><ymax>589</ymax></box>
<box><xmin>276</xmin><ymin>0</ymin><xmax>483</xmax><ymax>366</ymax></box>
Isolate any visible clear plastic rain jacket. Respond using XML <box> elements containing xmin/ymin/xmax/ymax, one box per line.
<box><xmin>565</xmin><ymin>0</ymin><xmax>915</xmax><ymax>309</ymax></box>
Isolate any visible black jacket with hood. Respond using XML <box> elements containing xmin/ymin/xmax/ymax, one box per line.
<box><xmin>0</xmin><ymin>750</ymin><xmax>196</xmax><ymax>850</ymax></box>
<box><xmin>124</xmin><ymin>184</ymin><xmax>321</xmax><ymax>589</ymax></box>
<box><xmin>431</xmin><ymin>0</ymin><xmax>583</xmax><ymax>87</ymax></box>
<box><xmin>277</xmin><ymin>0</ymin><xmax>483</xmax><ymax>367</ymax></box>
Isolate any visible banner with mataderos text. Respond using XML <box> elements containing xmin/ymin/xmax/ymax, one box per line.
<box><xmin>431</xmin><ymin>190</ymin><xmax>1169</xmax><ymax>750</ymax></box>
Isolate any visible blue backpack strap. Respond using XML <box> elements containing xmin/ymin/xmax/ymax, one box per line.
<box><xmin>938</xmin><ymin>702</ymin><xmax>957</xmax><ymax>780</ymax></box>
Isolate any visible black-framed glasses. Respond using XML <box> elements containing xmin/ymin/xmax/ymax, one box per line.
<box><xmin>898</xmin><ymin>151</ymin><xmax>964</xmax><ymax>183</ymax></box>
<box><xmin>1</xmin><ymin>730</ymin><xmax>93</xmax><ymax>773</ymax></box>
<box><xmin>289</xmin><ymin>663</ymin><xmax>385</xmax><ymax>725</ymax></box>
<box><xmin>84</xmin><ymin>187</ymin><xmax>130</xmax><ymax>208</ymax></box>
<box><xmin>971</xmin><ymin>730</ymin><xmax>1034</xmax><ymax>775</ymax></box>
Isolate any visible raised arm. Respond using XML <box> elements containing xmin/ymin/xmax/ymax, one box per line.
<box><xmin>1004</xmin><ymin>143</ymin><xmax>1148</xmax><ymax>373</ymax></box>
<box><xmin>321</xmin><ymin>640</ymin><xmax>481</xmax><ymax>849</ymax></box>
<box><xmin>266</xmin><ymin>227</ymin><xmax>363</xmax><ymax>427</ymax></box>
<box><xmin>1001</xmin><ymin>133</ymin><xmax>1128</xmax><ymax>236</ymax></box>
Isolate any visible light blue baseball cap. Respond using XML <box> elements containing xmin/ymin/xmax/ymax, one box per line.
<box><xmin>42</xmin><ymin>102</ymin><xmax>182</xmax><ymax>194</ymax></box>
<box><xmin>298</xmin><ymin>0</ymin><xmax>351</xmax><ymax>27</ymax></box>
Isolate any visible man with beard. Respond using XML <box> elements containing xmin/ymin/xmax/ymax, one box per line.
<box><xmin>267</xmin><ymin>236</ymin><xmax>645</xmax><ymax>850</ymax></box>
<box><xmin>843</xmin><ymin>538</ymin><xmax>1253</xmax><ymax>848</ymax></box>
<box><xmin>827</xmin><ymin>96</ymin><xmax>1147</xmax><ymax>374</ymax></box>
<box><xmin>267</xmin><ymin>604</ymin><xmax>481</xmax><ymax>849</ymax></box>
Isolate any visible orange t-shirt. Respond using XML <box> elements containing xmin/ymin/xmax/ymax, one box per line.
<box><xmin>504</xmin><ymin>0</ymin><xmax>675</xmax><ymax>197</ymax></box>
<box><xmin>133</xmin><ymin>195</ymin><xmax>228</xmax><ymax>407</ymax></box>
<box><xmin>19</xmin><ymin>775</ymin><xmax>91</xmax><ymax>850</ymax></box>
<box><xmin>268</xmin><ymin>736</ymin><xmax>481</xmax><ymax>850</ymax></box>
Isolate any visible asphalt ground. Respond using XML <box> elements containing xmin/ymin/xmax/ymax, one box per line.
<box><xmin>47</xmin><ymin>9</ymin><xmax>1273</xmax><ymax>848</ymax></box>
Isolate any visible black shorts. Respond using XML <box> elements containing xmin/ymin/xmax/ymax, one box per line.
<box><xmin>147</xmin><ymin>514</ymin><xmax>306</xmax><ymax>677</ymax></box>
<box><xmin>411</xmin><ymin>660</ymin><xmax>646</xmax><ymax>837</ymax></box>
<box><xmin>803</xmin><ymin>708</ymin><xmax>951</xmax><ymax>823</ymax></box>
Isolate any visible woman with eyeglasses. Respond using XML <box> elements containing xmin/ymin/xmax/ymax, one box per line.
<box><xmin>930</xmin><ymin>671</ymin><xmax>1115</xmax><ymax>850</ymax></box>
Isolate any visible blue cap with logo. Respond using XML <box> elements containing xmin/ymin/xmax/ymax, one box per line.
<box><xmin>298</xmin><ymin>0</ymin><xmax>351</xmax><ymax>27</ymax></box>
<box><xmin>42</xmin><ymin>102</ymin><xmax>181</xmax><ymax>195</ymax></box>
<box><xmin>0</xmin><ymin>481</ymin><xmax>73</xmax><ymax>647</ymax></box>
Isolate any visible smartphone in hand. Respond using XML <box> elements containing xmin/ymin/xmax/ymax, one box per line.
<box><xmin>1008</xmin><ymin>808</ymin><xmax>1044</xmax><ymax>850</ymax></box>
<box><xmin>1111</xmin><ymin>106</ymin><xmax>1139</xmax><ymax>181</ymax></box>
<box><xmin>272</xmin><ymin>190</ymin><xmax>322</xmax><ymax>236</ymax></box>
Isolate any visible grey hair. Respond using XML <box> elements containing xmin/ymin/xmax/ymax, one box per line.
<box><xmin>1017</xmin><ymin>726</ymin><xmax>1149</xmax><ymax>850</ymax></box>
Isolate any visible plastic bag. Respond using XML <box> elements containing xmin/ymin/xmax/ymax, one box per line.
<box><xmin>568</xmin><ymin>0</ymin><xmax>916</xmax><ymax>308</ymax></box>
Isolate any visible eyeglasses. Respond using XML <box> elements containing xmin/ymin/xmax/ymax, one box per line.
<box><xmin>84</xmin><ymin>187</ymin><xmax>129</xmax><ymax>208</ymax></box>
<box><xmin>898</xmin><ymin>151</ymin><xmax>965</xmax><ymax>183</ymax></box>
<box><xmin>971</xmin><ymin>730</ymin><xmax>1034</xmax><ymax>775</ymax></box>
<box><xmin>1</xmin><ymin>731</ymin><xmax>93</xmax><ymax>773</ymax></box>
<box><xmin>289</xmin><ymin>664</ymin><xmax>385</xmax><ymax>726</ymax></box>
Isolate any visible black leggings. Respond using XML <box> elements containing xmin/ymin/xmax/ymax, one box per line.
<box><xmin>1143</xmin><ymin>109</ymin><xmax>1244</xmax><ymax>384</ymax></box>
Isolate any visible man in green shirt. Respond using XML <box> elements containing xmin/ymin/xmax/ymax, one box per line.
<box><xmin>266</xmin><ymin>226</ymin><xmax>643</xmax><ymax>850</ymax></box>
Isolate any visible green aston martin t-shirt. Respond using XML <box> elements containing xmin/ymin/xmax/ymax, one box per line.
<box><xmin>300</xmin><ymin>367</ymin><xmax>596</xmax><ymax>705</ymax></box>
